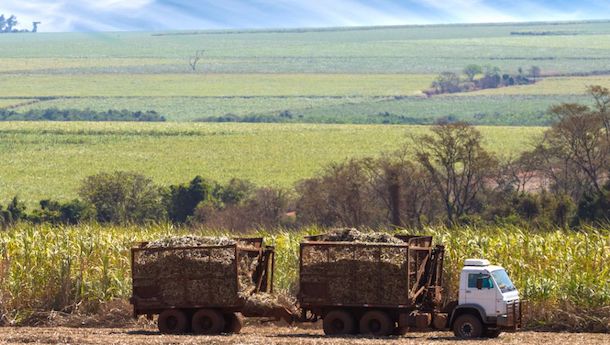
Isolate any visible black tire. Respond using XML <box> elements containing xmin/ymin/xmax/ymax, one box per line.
<box><xmin>192</xmin><ymin>309</ymin><xmax>225</xmax><ymax>335</ymax></box>
<box><xmin>158</xmin><ymin>309</ymin><xmax>188</xmax><ymax>334</ymax></box>
<box><xmin>452</xmin><ymin>314</ymin><xmax>484</xmax><ymax>339</ymax></box>
<box><xmin>323</xmin><ymin>310</ymin><xmax>356</xmax><ymax>335</ymax></box>
<box><xmin>485</xmin><ymin>328</ymin><xmax>502</xmax><ymax>338</ymax></box>
<box><xmin>224</xmin><ymin>313</ymin><xmax>244</xmax><ymax>334</ymax></box>
<box><xmin>359</xmin><ymin>310</ymin><xmax>393</xmax><ymax>336</ymax></box>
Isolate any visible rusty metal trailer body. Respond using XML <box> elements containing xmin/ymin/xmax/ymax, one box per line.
<box><xmin>130</xmin><ymin>238</ymin><xmax>276</xmax><ymax>334</ymax></box>
<box><xmin>297</xmin><ymin>234</ymin><xmax>522</xmax><ymax>338</ymax></box>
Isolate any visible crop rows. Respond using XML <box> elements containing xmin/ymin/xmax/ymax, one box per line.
<box><xmin>0</xmin><ymin>223</ymin><xmax>607</xmax><ymax>330</ymax></box>
<box><xmin>0</xmin><ymin>74</ymin><xmax>432</xmax><ymax>98</ymax></box>
<box><xmin>0</xmin><ymin>123</ymin><xmax>543</xmax><ymax>205</ymax></box>
<box><xmin>1</xmin><ymin>22</ymin><xmax>610</xmax><ymax>74</ymax></box>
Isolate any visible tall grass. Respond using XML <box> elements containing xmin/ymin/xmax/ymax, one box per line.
<box><xmin>0</xmin><ymin>223</ymin><xmax>608</xmax><ymax>330</ymax></box>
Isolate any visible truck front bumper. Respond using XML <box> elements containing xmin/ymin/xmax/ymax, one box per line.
<box><xmin>497</xmin><ymin>299</ymin><xmax>524</xmax><ymax>330</ymax></box>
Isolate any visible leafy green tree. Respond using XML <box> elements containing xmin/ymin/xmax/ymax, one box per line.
<box><xmin>7</xmin><ymin>196</ymin><xmax>26</xmax><ymax>221</ymax></box>
<box><xmin>479</xmin><ymin>66</ymin><xmax>502</xmax><ymax>88</ymax></box>
<box><xmin>463</xmin><ymin>64</ymin><xmax>482</xmax><ymax>82</ymax></box>
<box><xmin>216</xmin><ymin>178</ymin><xmax>255</xmax><ymax>205</ymax></box>
<box><xmin>0</xmin><ymin>196</ymin><xmax>26</xmax><ymax>227</ymax></box>
<box><xmin>164</xmin><ymin>176</ymin><xmax>217</xmax><ymax>223</ymax></box>
<box><xmin>30</xmin><ymin>199</ymin><xmax>95</xmax><ymax>224</ymax></box>
<box><xmin>79</xmin><ymin>171</ymin><xmax>165</xmax><ymax>224</ymax></box>
<box><xmin>431</xmin><ymin>72</ymin><xmax>461</xmax><ymax>93</ymax></box>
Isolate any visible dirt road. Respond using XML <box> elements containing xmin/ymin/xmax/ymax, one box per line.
<box><xmin>1</xmin><ymin>325</ymin><xmax>609</xmax><ymax>345</ymax></box>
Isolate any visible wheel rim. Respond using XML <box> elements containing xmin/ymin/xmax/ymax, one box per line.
<box><xmin>369</xmin><ymin>320</ymin><xmax>382</xmax><ymax>333</ymax></box>
<box><xmin>197</xmin><ymin>316</ymin><xmax>213</xmax><ymax>331</ymax></box>
<box><xmin>166</xmin><ymin>316</ymin><xmax>178</xmax><ymax>330</ymax></box>
<box><xmin>331</xmin><ymin>318</ymin><xmax>345</xmax><ymax>331</ymax></box>
<box><xmin>461</xmin><ymin>322</ymin><xmax>473</xmax><ymax>336</ymax></box>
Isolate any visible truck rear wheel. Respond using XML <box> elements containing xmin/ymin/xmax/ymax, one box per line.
<box><xmin>359</xmin><ymin>310</ymin><xmax>393</xmax><ymax>336</ymax></box>
<box><xmin>192</xmin><ymin>309</ymin><xmax>225</xmax><ymax>335</ymax></box>
<box><xmin>453</xmin><ymin>314</ymin><xmax>483</xmax><ymax>339</ymax></box>
<box><xmin>158</xmin><ymin>309</ymin><xmax>188</xmax><ymax>334</ymax></box>
<box><xmin>323</xmin><ymin>310</ymin><xmax>356</xmax><ymax>335</ymax></box>
<box><xmin>224</xmin><ymin>312</ymin><xmax>244</xmax><ymax>334</ymax></box>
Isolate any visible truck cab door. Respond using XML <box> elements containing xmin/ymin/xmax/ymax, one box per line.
<box><xmin>465</xmin><ymin>273</ymin><xmax>496</xmax><ymax>318</ymax></box>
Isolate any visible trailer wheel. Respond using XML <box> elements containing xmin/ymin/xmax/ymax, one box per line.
<box><xmin>192</xmin><ymin>309</ymin><xmax>225</xmax><ymax>335</ymax></box>
<box><xmin>158</xmin><ymin>309</ymin><xmax>188</xmax><ymax>334</ymax></box>
<box><xmin>323</xmin><ymin>310</ymin><xmax>356</xmax><ymax>335</ymax></box>
<box><xmin>224</xmin><ymin>312</ymin><xmax>244</xmax><ymax>334</ymax></box>
<box><xmin>359</xmin><ymin>310</ymin><xmax>393</xmax><ymax>336</ymax></box>
<box><xmin>452</xmin><ymin>314</ymin><xmax>483</xmax><ymax>339</ymax></box>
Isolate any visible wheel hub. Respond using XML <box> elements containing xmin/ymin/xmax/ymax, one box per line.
<box><xmin>369</xmin><ymin>320</ymin><xmax>382</xmax><ymax>333</ymax></box>
<box><xmin>166</xmin><ymin>316</ymin><xmax>178</xmax><ymax>330</ymax></box>
<box><xmin>462</xmin><ymin>322</ymin><xmax>473</xmax><ymax>336</ymax></box>
<box><xmin>332</xmin><ymin>319</ymin><xmax>345</xmax><ymax>331</ymax></box>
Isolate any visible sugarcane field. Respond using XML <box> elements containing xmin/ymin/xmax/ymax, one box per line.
<box><xmin>1</xmin><ymin>2</ymin><xmax>610</xmax><ymax>345</ymax></box>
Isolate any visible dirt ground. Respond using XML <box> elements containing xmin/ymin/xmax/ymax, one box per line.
<box><xmin>1</xmin><ymin>324</ymin><xmax>609</xmax><ymax>345</ymax></box>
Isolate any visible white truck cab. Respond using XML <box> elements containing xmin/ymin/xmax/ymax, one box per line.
<box><xmin>450</xmin><ymin>259</ymin><xmax>522</xmax><ymax>338</ymax></box>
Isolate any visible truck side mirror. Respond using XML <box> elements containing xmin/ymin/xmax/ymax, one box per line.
<box><xmin>476</xmin><ymin>277</ymin><xmax>484</xmax><ymax>290</ymax></box>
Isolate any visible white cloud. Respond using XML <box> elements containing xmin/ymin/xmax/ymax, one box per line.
<box><xmin>415</xmin><ymin>0</ymin><xmax>518</xmax><ymax>23</ymax></box>
<box><xmin>86</xmin><ymin>0</ymin><xmax>154</xmax><ymax>10</ymax></box>
<box><xmin>0</xmin><ymin>0</ymin><xmax>604</xmax><ymax>32</ymax></box>
<box><xmin>271</xmin><ymin>0</ymin><xmax>427</xmax><ymax>27</ymax></box>
<box><xmin>1</xmin><ymin>0</ymin><xmax>155</xmax><ymax>31</ymax></box>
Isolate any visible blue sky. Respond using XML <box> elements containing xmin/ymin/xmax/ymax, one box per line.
<box><xmin>2</xmin><ymin>0</ymin><xmax>609</xmax><ymax>32</ymax></box>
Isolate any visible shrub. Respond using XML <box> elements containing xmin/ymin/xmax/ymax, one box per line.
<box><xmin>576</xmin><ymin>182</ymin><xmax>610</xmax><ymax>223</ymax></box>
<box><xmin>29</xmin><ymin>199</ymin><xmax>95</xmax><ymax>224</ymax></box>
<box><xmin>0</xmin><ymin>108</ymin><xmax>166</xmax><ymax>121</ymax></box>
<box><xmin>0</xmin><ymin>196</ymin><xmax>26</xmax><ymax>227</ymax></box>
<box><xmin>79</xmin><ymin>171</ymin><xmax>165</xmax><ymax>224</ymax></box>
<box><xmin>164</xmin><ymin>176</ymin><xmax>218</xmax><ymax>223</ymax></box>
<box><xmin>215</xmin><ymin>178</ymin><xmax>255</xmax><ymax>206</ymax></box>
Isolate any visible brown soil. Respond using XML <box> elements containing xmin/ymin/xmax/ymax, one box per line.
<box><xmin>1</xmin><ymin>324</ymin><xmax>609</xmax><ymax>345</ymax></box>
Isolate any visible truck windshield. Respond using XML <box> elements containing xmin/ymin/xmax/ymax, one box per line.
<box><xmin>491</xmin><ymin>269</ymin><xmax>516</xmax><ymax>293</ymax></box>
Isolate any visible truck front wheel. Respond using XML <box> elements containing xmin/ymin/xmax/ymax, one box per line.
<box><xmin>158</xmin><ymin>309</ymin><xmax>188</xmax><ymax>334</ymax></box>
<box><xmin>452</xmin><ymin>314</ymin><xmax>483</xmax><ymax>338</ymax></box>
<box><xmin>323</xmin><ymin>310</ymin><xmax>356</xmax><ymax>335</ymax></box>
<box><xmin>192</xmin><ymin>309</ymin><xmax>225</xmax><ymax>334</ymax></box>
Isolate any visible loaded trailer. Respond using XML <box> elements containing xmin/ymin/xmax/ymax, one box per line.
<box><xmin>298</xmin><ymin>233</ymin><xmax>523</xmax><ymax>338</ymax></box>
<box><xmin>130</xmin><ymin>231</ymin><xmax>523</xmax><ymax>339</ymax></box>
<box><xmin>130</xmin><ymin>237</ymin><xmax>293</xmax><ymax>334</ymax></box>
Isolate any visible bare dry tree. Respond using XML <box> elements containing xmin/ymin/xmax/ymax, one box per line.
<box><xmin>588</xmin><ymin>85</ymin><xmax>610</xmax><ymax>140</ymax></box>
<box><xmin>545</xmin><ymin>102</ymin><xmax>609</xmax><ymax>195</ymax></box>
<box><xmin>188</xmin><ymin>50</ymin><xmax>205</xmax><ymax>71</ymax></box>
<box><xmin>413</xmin><ymin>122</ymin><xmax>497</xmax><ymax>224</ymax></box>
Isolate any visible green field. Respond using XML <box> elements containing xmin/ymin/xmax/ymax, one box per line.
<box><xmin>1</xmin><ymin>21</ymin><xmax>610</xmax><ymax>124</ymax></box>
<box><xmin>1</xmin><ymin>223</ymin><xmax>608</xmax><ymax>330</ymax></box>
<box><xmin>0</xmin><ymin>122</ymin><xmax>543</xmax><ymax>204</ymax></box>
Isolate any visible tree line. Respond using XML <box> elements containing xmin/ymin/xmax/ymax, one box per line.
<box><xmin>1</xmin><ymin>86</ymin><xmax>608</xmax><ymax>230</ymax></box>
<box><xmin>0</xmin><ymin>108</ymin><xmax>166</xmax><ymax>121</ymax></box>
<box><xmin>426</xmin><ymin>65</ymin><xmax>540</xmax><ymax>96</ymax></box>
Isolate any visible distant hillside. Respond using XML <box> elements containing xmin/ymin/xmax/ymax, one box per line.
<box><xmin>0</xmin><ymin>20</ymin><xmax>609</xmax><ymax>125</ymax></box>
